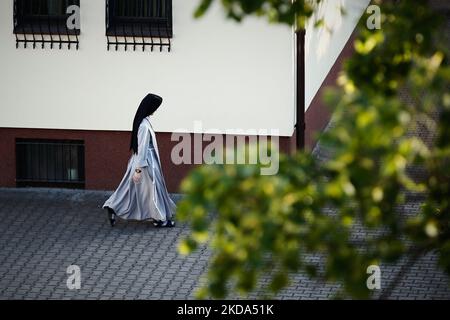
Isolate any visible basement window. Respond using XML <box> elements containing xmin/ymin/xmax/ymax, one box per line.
<box><xmin>106</xmin><ymin>0</ymin><xmax>173</xmax><ymax>51</ymax></box>
<box><xmin>13</xmin><ymin>0</ymin><xmax>80</xmax><ymax>49</ymax></box>
<box><xmin>16</xmin><ymin>139</ymin><xmax>85</xmax><ymax>189</ymax></box>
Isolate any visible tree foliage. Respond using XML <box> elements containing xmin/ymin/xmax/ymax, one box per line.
<box><xmin>193</xmin><ymin>0</ymin><xmax>320</xmax><ymax>28</ymax></box>
<box><xmin>177</xmin><ymin>0</ymin><xmax>450</xmax><ymax>299</ymax></box>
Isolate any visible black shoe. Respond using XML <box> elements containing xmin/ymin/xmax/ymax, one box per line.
<box><xmin>166</xmin><ymin>219</ymin><xmax>175</xmax><ymax>228</ymax></box>
<box><xmin>105</xmin><ymin>207</ymin><xmax>116</xmax><ymax>227</ymax></box>
<box><xmin>153</xmin><ymin>219</ymin><xmax>175</xmax><ymax>228</ymax></box>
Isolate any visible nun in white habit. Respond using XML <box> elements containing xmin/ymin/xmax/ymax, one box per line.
<box><xmin>102</xmin><ymin>93</ymin><xmax>176</xmax><ymax>227</ymax></box>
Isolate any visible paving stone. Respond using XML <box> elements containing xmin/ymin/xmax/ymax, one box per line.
<box><xmin>2</xmin><ymin>80</ymin><xmax>450</xmax><ymax>301</ymax></box>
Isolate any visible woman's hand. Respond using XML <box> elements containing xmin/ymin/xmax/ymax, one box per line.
<box><xmin>133</xmin><ymin>169</ymin><xmax>142</xmax><ymax>183</ymax></box>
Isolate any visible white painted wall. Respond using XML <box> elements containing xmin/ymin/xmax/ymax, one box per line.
<box><xmin>0</xmin><ymin>0</ymin><xmax>295</xmax><ymax>136</ymax></box>
<box><xmin>305</xmin><ymin>0</ymin><xmax>369</xmax><ymax>110</ymax></box>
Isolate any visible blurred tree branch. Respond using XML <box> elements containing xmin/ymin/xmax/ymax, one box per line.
<box><xmin>177</xmin><ymin>0</ymin><xmax>450</xmax><ymax>299</ymax></box>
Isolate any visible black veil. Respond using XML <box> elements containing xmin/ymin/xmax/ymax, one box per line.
<box><xmin>130</xmin><ymin>93</ymin><xmax>162</xmax><ymax>154</ymax></box>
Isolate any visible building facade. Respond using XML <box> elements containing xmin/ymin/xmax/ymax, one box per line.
<box><xmin>0</xmin><ymin>0</ymin><xmax>369</xmax><ymax>192</ymax></box>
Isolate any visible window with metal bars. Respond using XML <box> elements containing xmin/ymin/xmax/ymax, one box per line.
<box><xmin>106</xmin><ymin>0</ymin><xmax>173</xmax><ymax>51</ymax></box>
<box><xmin>14</xmin><ymin>0</ymin><xmax>80</xmax><ymax>49</ymax></box>
<box><xmin>15</xmin><ymin>139</ymin><xmax>85</xmax><ymax>189</ymax></box>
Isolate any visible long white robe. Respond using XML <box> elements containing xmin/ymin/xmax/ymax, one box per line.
<box><xmin>102</xmin><ymin>116</ymin><xmax>176</xmax><ymax>221</ymax></box>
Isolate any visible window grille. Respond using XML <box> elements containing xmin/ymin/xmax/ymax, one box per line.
<box><xmin>13</xmin><ymin>0</ymin><xmax>80</xmax><ymax>50</ymax></box>
<box><xmin>106</xmin><ymin>0</ymin><xmax>173</xmax><ymax>52</ymax></box>
<box><xmin>16</xmin><ymin>139</ymin><xmax>85</xmax><ymax>189</ymax></box>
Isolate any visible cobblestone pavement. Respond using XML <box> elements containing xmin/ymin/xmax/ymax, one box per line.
<box><xmin>1</xmin><ymin>186</ymin><xmax>450</xmax><ymax>300</ymax></box>
<box><xmin>0</xmin><ymin>189</ymin><xmax>209</xmax><ymax>300</ymax></box>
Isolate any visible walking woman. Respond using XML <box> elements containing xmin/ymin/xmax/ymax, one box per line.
<box><xmin>102</xmin><ymin>93</ymin><xmax>176</xmax><ymax>227</ymax></box>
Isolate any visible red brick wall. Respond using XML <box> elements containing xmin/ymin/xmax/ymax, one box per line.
<box><xmin>0</xmin><ymin>128</ymin><xmax>130</xmax><ymax>190</ymax></box>
<box><xmin>0</xmin><ymin>128</ymin><xmax>296</xmax><ymax>192</ymax></box>
<box><xmin>304</xmin><ymin>33</ymin><xmax>356</xmax><ymax>150</ymax></box>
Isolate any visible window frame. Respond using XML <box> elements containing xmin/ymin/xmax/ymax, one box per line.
<box><xmin>13</xmin><ymin>0</ymin><xmax>81</xmax><ymax>36</ymax></box>
<box><xmin>15</xmin><ymin>138</ymin><xmax>86</xmax><ymax>189</ymax></box>
<box><xmin>106</xmin><ymin>0</ymin><xmax>173</xmax><ymax>39</ymax></box>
